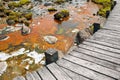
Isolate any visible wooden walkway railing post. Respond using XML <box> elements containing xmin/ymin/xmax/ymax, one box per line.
<box><xmin>45</xmin><ymin>48</ymin><xmax>58</xmax><ymax>65</ymax></box>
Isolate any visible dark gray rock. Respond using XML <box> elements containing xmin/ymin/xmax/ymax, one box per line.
<box><xmin>74</xmin><ymin>28</ymin><xmax>92</xmax><ymax>45</ymax></box>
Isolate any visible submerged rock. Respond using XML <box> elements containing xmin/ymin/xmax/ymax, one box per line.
<box><xmin>0</xmin><ymin>35</ymin><xmax>9</xmax><ymax>41</ymax></box>
<box><xmin>0</xmin><ymin>62</ymin><xmax>7</xmax><ymax>76</ymax></box>
<box><xmin>44</xmin><ymin>35</ymin><xmax>58</xmax><ymax>44</ymax></box>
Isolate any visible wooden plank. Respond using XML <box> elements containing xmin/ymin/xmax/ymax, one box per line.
<box><xmin>83</xmin><ymin>41</ymin><xmax>120</xmax><ymax>54</ymax></box>
<box><xmin>61</xmin><ymin>67</ymin><xmax>90</xmax><ymax>80</ymax></box>
<box><xmin>78</xmin><ymin>44</ymin><xmax>120</xmax><ymax>59</ymax></box>
<box><xmin>26</xmin><ymin>73</ymin><xmax>35</xmax><ymax>80</ymax></box>
<box><xmin>103</xmin><ymin>27</ymin><xmax>120</xmax><ymax>31</ymax></box>
<box><xmin>74</xmin><ymin>47</ymin><xmax>120</xmax><ymax>65</ymax></box>
<box><xmin>47</xmin><ymin>63</ymin><xmax>72</xmax><ymax>80</ymax></box>
<box><xmin>97</xmin><ymin>29</ymin><xmax>120</xmax><ymax>36</ymax></box>
<box><xmin>57</xmin><ymin>59</ymin><xmax>114</xmax><ymax>80</ymax></box>
<box><xmin>86</xmin><ymin>39</ymin><xmax>120</xmax><ymax>50</ymax></box>
<box><xmin>95</xmin><ymin>32</ymin><xmax>120</xmax><ymax>40</ymax></box>
<box><xmin>37</xmin><ymin>67</ymin><xmax>56</xmax><ymax>80</ymax></box>
<box><xmin>91</xmin><ymin>34</ymin><xmax>120</xmax><ymax>46</ymax></box>
<box><xmin>93</xmin><ymin>32</ymin><xmax>120</xmax><ymax>41</ymax></box>
<box><xmin>70</xmin><ymin>51</ymin><xmax>120</xmax><ymax>72</ymax></box>
<box><xmin>31</xmin><ymin>71</ymin><xmax>41</xmax><ymax>80</ymax></box>
<box><xmin>13</xmin><ymin>76</ymin><xmax>25</xmax><ymax>80</ymax></box>
<box><xmin>63</xmin><ymin>55</ymin><xmax>120</xmax><ymax>79</ymax></box>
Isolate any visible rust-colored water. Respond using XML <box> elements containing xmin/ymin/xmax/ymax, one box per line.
<box><xmin>0</xmin><ymin>2</ymin><xmax>102</xmax><ymax>53</ymax></box>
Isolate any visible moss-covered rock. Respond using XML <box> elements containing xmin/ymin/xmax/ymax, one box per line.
<box><xmin>48</xmin><ymin>8</ymin><xmax>57</xmax><ymax>12</ymax></box>
<box><xmin>54</xmin><ymin>9</ymin><xmax>69</xmax><ymax>20</ymax></box>
<box><xmin>92</xmin><ymin>0</ymin><xmax>115</xmax><ymax>18</ymax></box>
<box><xmin>54</xmin><ymin>0</ymin><xmax>65</xmax><ymax>4</ymax></box>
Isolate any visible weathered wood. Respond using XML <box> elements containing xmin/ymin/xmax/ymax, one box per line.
<box><xmin>74</xmin><ymin>47</ymin><xmax>120</xmax><ymax>65</ymax></box>
<box><xmin>61</xmin><ymin>67</ymin><xmax>90</xmax><ymax>80</ymax></box>
<box><xmin>103</xmin><ymin>27</ymin><xmax>120</xmax><ymax>31</ymax></box>
<box><xmin>13</xmin><ymin>76</ymin><xmax>25</xmax><ymax>80</ymax></box>
<box><xmin>37</xmin><ymin>67</ymin><xmax>56</xmax><ymax>80</ymax></box>
<box><xmin>70</xmin><ymin>51</ymin><xmax>120</xmax><ymax>72</ymax></box>
<box><xmin>98</xmin><ymin>29</ymin><xmax>120</xmax><ymax>35</ymax></box>
<box><xmin>83</xmin><ymin>41</ymin><xmax>120</xmax><ymax>54</ymax></box>
<box><xmin>26</xmin><ymin>73</ymin><xmax>35</xmax><ymax>80</ymax></box>
<box><xmin>91</xmin><ymin>33</ymin><xmax>120</xmax><ymax>46</ymax></box>
<box><xmin>47</xmin><ymin>63</ymin><xmax>72</xmax><ymax>80</ymax></box>
<box><xmin>31</xmin><ymin>71</ymin><xmax>41</xmax><ymax>80</ymax></box>
<box><xmin>86</xmin><ymin>39</ymin><xmax>120</xmax><ymax>50</ymax></box>
<box><xmin>95</xmin><ymin>32</ymin><xmax>120</xmax><ymax>40</ymax></box>
<box><xmin>57</xmin><ymin>59</ymin><xmax>114</xmax><ymax>80</ymax></box>
<box><xmin>78</xmin><ymin>44</ymin><xmax>120</xmax><ymax>59</ymax></box>
<box><xmin>63</xmin><ymin>55</ymin><xmax>120</xmax><ymax>79</ymax></box>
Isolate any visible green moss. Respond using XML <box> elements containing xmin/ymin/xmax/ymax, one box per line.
<box><xmin>7</xmin><ymin>15</ymin><xmax>19</xmax><ymax>22</ymax></box>
<box><xmin>92</xmin><ymin>0</ymin><xmax>114</xmax><ymax>17</ymax></box>
<box><xmin>24</xmin><ymin>13</ymin><xmax>32</xmax><ymax>20</ymax></box>
<box><xmin>48</xmin><ymin>8</ymin><xmax>57</xmax><ymax>12</ymax></box>
<box><xmin>8</xmin><ymin>0</ymin><xmax>31</xmax><ymax>9</ymax></box>
<box><xmin>55</xmin><ymin>0</ymin><xmax>65</xmax><ymax>4</ymax></box>
<box><xmin>19</xmin><ymin>0</ymin><xmax>31</xmax><ymax>5</ymax></box>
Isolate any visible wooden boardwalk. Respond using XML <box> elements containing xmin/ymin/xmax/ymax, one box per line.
<box><xmin>14</xmin><ymin>0</ymin><xmax>120</xmax><ymax>80</ymax></box>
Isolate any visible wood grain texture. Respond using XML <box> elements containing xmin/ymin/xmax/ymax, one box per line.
<box><xmin>63</xmin><ymin>55</ymin><xmax>120</xmax><ymax>79</ymax></box>
<box><xmin>37</xmin><ymin>67</ymin><xmax>56</xmax><ymax>80</ymax></box>
<box><xmin>57</xmin><ymin>59</ymin><xmax>114</xmax><ymax>80</ymax></box>
<box><xmin>13</xmin><ymin>76</ymin><xmax>25</xmax><ymax>80</ymax></box>
<box><xmin>47</xmin><ymin>63</ymin><xmax>72</xmax><ymax>80</ymax></box>
<box><xmin>70</xmin><ymin>51</ymin><xmax>120</xmax><ymax>72</ymax></box>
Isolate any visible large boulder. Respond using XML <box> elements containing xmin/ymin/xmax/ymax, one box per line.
<box><xmin>44</xmin><ymin>35</ymin><xmax>58</xmax><ymax>44</ymax></box>
<box><xmin>21</xmin><ymin>25</ymin><xmax>31</xmax><ymax>35</ymax></box>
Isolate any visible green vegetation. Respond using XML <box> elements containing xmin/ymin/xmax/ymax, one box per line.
<box><xmin>92</xmin><ymin>0</ymin><xmax>114</xmax><ymax>17</ymax></box>
<box><xmin>8</xmin><ymin>0</ymin><xmax>31</xmax><ymax>9</ymax></box>
<box><xmin>19</xmin><ymin>0</ymin><xmax>31</xmax><ymax>5</ymax></box>
<box><xmin>55</xmin><ymin>0</ymin><xmax>65</xmax><ymax>4</ymax></box>
<box><xmin>0</xmin><ymin>0</ymin><xmax>32</xmax><ymax>26</ymax></box>
<box><xmin>48</xmin><ymin>8</ymin><xmax>57</xmax><ymax>12</ymax></box>
<box><xmin>24</xmin><ymin>13</ymin><xmax>32</xmax><ymax>20</ymax></box>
